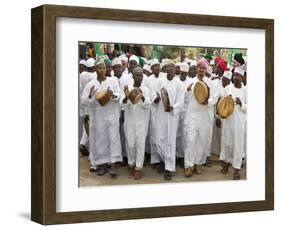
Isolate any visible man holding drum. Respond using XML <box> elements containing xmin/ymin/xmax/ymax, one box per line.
<box><xmin>219</xmin><ymin>67</ymin><xmax>247</xmax><ymax>180</ymax></box>
<box><xmin>155</xmin><ymin>61</ymin><xmax>184</xmax><ymax>180</ymax></box>
<box><xmin>81</xmin><ymin>59</ymin><xmax>122</xmax><ymax>177</ymax></box>
<box><xmin>121</xmin><ymin>67</ymin><xmax>151</xmax><ymax>179</ymax></box>
<box><xmin>183</xmin><ymin>60</ymin><xmax>216</xmax><ymax>177</ymax></box>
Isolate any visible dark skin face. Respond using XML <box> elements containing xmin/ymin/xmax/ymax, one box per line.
<box><xmin>133</xmin><ymin>71</ymin><xmax>143</xmax><ymax>87</ymax></box>
<box><xmin>151</xmin><ymin>64</ymin><xmax>160</xmax><ymax>76</ymax></box>
<box><xmin>166</xmin><ymin>64</ymin><xmax>176</xmax><ymax>80</ymax></box>
<box><xmin>180</xmin><ymin>71</ymin><xmax>188</xmax><ymax>81</ymax></box>
<box><xmin>233</xmin><ymin>73</ymin><xmax>242</xmax><ymax>88</ymax></box>
<box><xmin>232</xmin><ymin>73</ymin><xmax>243</xmax><ymax>106</ymax></box>
<box><xmin>105</xmin><ymin>63</ymin><xmax>112</xmax><ymax>76</ymax></box>
<box><xmin>121</xmin><ymin>60</ymin><xmax>127</xmax><ymax>73</ymax></box>
<box><xmin>188</xmin><ymin>65</ymin><xmax>197</xmax><ymax>78</ymax></box>
<box><xmin>197</xmin><ymin>64</ymin><xmax>207</xmax><ymax>79</ymax></box>
<box><xmin>162</xmin><ymin>65</ymin><xmax>167</xmax><ymax>73</ymax></box>
<box><xmin>128</xmin><ymin>60</ymin><xmax>139</xmax><ymax>73</ymax></box>
<box><xmin>112</xmin><ymin>64</ymin><xmax>122</xmax><ymax>78</ymax></box>
<box><xmin>222</xmin><ymin>77</ymin><xmax>231</xmax><ymax>88</ymax></box>
<box><xmin>175</xmin><ymin>65</ymin><xmax>181</xmax><ymax>75</ymax></box>
<box><xmin>95</xmin><ymin>63</ymin><xmax>106</xmax><ymax>81</ymax></box>
<box><xmin>79</xmin><ymin>64</ymin><xmax>87</xmax><ymax>73</ymax></box>
<box><xmin>87</xmin><ymin>66</ymin><xmax>95</xmax><ymax>73</ymax></box>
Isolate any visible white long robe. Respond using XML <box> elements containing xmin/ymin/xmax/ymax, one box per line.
<box><xmin>154</xmin><ymin>77</ymin><xmax>184</xmax><ymax>172</ymax></box>
<box><xmin>210</xmin><ymin>80</ymin><xmax>225</xmax><ymax>155</ymax></box>
<box><xmin>183</xmin><ymin>76</ymin><xmax>216</xmax><ymax>168</ymax></box>
<box><xmin>220</xmin><ymin>83</ymin><xmax>247</xmax><ymax>169</ymax></box>
<box><xmin>79</xmin><ymin>71</ymin><xmax>94</xmax><ymax>145</ymax></box>
<box><xmin>142</xmin><ymin>74</ymin><xmax>164</xmax><ymax>163</ymax></box>
<box><xmin>121</xmin><ymin>85</ymin><xmax>151</xmax><ymax>168</ymax></box>
<box><xmin>176</xmin><ymin>77</ymin><xmax>193</xmax><ymax>158</ymax></box>
<box><xmin>119</xmin><ymin>72</ymin><xmax>147</xmax><ymax>158</ymax></box>
<box><xmin>81</xmin><ymin>77</ymin><xmax>122</xmax><ymax>166</ymax></box>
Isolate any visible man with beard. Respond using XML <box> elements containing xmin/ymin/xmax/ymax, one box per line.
<box><xmin>220</xmin><ymin>67</ymin><xmax>247</xmax><ymax>180</ymax></box>
<box><xmin>155</xmin><ymin>61</ymin><xmax>184</xmax><ymax>180</ymax></box>
<box><xmin>183</xmin><ymin>60</ymin><xmax>216</xmax><ymax>177</ymax></box>
<box><xmin>121</xmin><ymin>67</ymin><xmax>151</xmax><ymax>179</ymax></box>
<box><xmin>81</xmin><ymin>59</ymin><xmax>122</xmax><ymax>177</ymax></box>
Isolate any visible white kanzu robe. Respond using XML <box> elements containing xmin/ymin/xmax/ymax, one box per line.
<box><xmin>176</xmin><ymin>77</ymin><xmax>193</xmax><ymax>158</ymax></box>
<box><xmin>155</xmin><ymin>77</ymin><xmax>184</xmax><ymax>172</ymax></box>
<box><xmin>142</xmin><ymin>74</ymin><xmax>164</xmax><ymax>163</ymax></box>
<box><xmin>183</xmin><ymin>76</ymin><xmax>216</xmax><ymax>168</ymax></box>
<box><xmin>79</xmin><ymin>71</ymin><xmax>94</xmax><ymax>146</ymax></box>
<box><xmin>81</xmin><ymin>77</ymin><xmax>122</xmax><ymax>166</ymax></box>
<box><xmin>121</xmin><ymin>85</ymin><xmax>151</xmax><ymax>169</ymax></box>
<box><xmin>220</xmin><ymin>83</ymin><xmax>247</xmax><ymax>169</ymax></box>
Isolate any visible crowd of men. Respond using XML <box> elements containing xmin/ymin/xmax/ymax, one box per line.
<box><xmin>79</xmin><ymin>51</ymin><xmax>247</xmax><ymax>181</ymax></box>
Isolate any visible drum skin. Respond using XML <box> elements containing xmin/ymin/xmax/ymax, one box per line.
<box><xmin>193</xmin><ymin>81</ymin><xmax>209</xmax><ymax>104</ymax></box>
<box><xmin>216</xmin><ymin>95</ymin><xmax>235</xmax><ymax>119</ymax></box>
<box><xmin>160</xmin><ymin>87</ymin><xmax>170</xmax><ymax>112</ymax></box>
<box><xmin>95</xmin><ymin>89</ymin><xmax>112</xmax><ymax>106</ymax></box>
<box><xmin>128</xmin><ymin>88</ymin><xmax>143</xmax><ymax>104</ymax></box>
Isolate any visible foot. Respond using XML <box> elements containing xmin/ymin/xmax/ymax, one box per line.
<box><xmin>79</xmin><ymin>144</ymin><xmax>89</xmax><ymax>156</ymax></box>
<box><xmin>109</xmin><ymin>164</ymin><xmax>117</xmax><ymax>178</ymax></box>
<box><xmin>164</xmin><ymin>170</ymin><xmax>172</xmax><ymax>181</ymax></box>
<box><xmin>133</xmin><ymin>169</ymin><xmax>142</xmax><ymax>180</ymax></box>
<box><xmin>203</xmin><ymin>156</ymin><xmax>212</xmax><ymax>167</ymax></box>
<box><xmin>184</xmin><ymin>167</ymin><xmax>194</xmax><ymax>177</ymax></box>
<box><xmin>96</xmin><ymin>165</ymin><xmax>108</xmax><ymax>176</ymax></box>
<box><xmin>156</xmin><ymin>162</ymin><xmax>165</xmax><ymax>174</ymax></box>
<box><xmin>89</xmin><ymin>166</ymin><xmax>97</xmax><ymax>172</ymax></box>
<box><xmin>194</xmin><ymin>165</ymin><xmax>203</xmax><ymax>174</ymax></box>
<box><xmin>121</xmin><ymin>157</ymin><xmax>128</xmax><ymax>166</ymax></box>
<box><xmin>233</xmin><ymin>169</ymin><xmax>241</xmax><ymax>180</ymax></box>
<box><xmin>220</xmin><ymin>162</ymin><xmax>230</xmax><ymax>174</ymax></box>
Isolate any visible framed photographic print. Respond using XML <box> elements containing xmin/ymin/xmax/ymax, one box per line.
<box><xmin>31</xmin><ymin>4</ymin><xmax>274</xmax><ymax>225</ymax></box>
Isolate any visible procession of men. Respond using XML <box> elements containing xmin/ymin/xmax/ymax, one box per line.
<box><xmin>79</xmin><ymin>49</ymin><xmax>247</xmax><ymax>182</ymax></box>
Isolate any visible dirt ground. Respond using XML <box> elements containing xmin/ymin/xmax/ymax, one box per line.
<box><xmin>79</xmin><ymin>154</ymin><xmax>246</xmax><ymax>187</ymax></box>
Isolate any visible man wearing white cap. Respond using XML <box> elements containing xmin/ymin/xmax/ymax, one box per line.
<box><xmin>183</xmin><ymin>60</ymin><xmax>216</xmax><ymax>177</ymax></box>
<box><xmin>79</xmin><ymin>58</ymin><xmax>95</xmax><ymax>156</ymax></box>
<box><xmin>175</xmin><ymin>62</ymin><xmax>181</xmax><ymax>78</ymax></box>
<box><xmin>119</xmin><ymin>54</ymin><xmax>129</xmax><ymax>75</ymax></box>
<box><xmin>176</xmin><ymin>63</ymin><xmax>192</xmax><ymax>165</ymax></box>
<box><xmin>143</xmin><ymin>64</ymin><xmax>152</xmax><ymax>77</ymax></box>
<box><xmin>111</xmin><ymin>57</ymin><xmax>123</xmax><ymax>79</ymax></box>
<box><xmin>79</xmin><ymin>59</ymin><xmax>88</xmax><ymax>73</ymax></box>
<box><xmin>219</xmin><ymin>67</ymin><xmax>247</xmax><ymax>180</ymax></box>
<box><xmin>121</xmin><ymin>67</ymin><xmax>151</xmax><ymax>179</ymax></box>
<box><xmin>119</xmin><ymin>55</ymin><xmax>142</xmax><ymax>164</ymax></box>
<box><xmin>81</xmin><ymin>59</ymin><xmax>122</xmax><ymax>177</ymax></box>
<box><xmin>211</xmin><ymin>71</ymin><xmax>232</xmax><ymax>157</ymax></box>
<box><xmin>142</xmin><ymin>58</ymin><xmax>163</xmax><ymax>167</ymax></box>
<box><xmin>119</xmin><ymin>55</ymin><xmax>140</xmax><ymax>91</ymax></box>
<box><xmin>154</xmin><ymin>62</ymin><xmax>184</xmax><ymax>180</ymax></box>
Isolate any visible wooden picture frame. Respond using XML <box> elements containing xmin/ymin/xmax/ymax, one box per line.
<box><xmin>31</xmin><ymin>4</ymin><xmax>274</xmax><ymax>225</ymax></box>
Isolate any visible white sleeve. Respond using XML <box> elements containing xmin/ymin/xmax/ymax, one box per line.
<box><xmin>207</xmin><ymin>80</ymin><xmax>216</xmax><ymax>107</ymax></box>
<box><xmin>172</xmin><ymin>83</ymin><xmax>184</xmax><ymax>116</ymax></box>
<box><xmin>81</xmin><ymin>81</ymin><xmax>96</xmax><ymax>107</ymax></box>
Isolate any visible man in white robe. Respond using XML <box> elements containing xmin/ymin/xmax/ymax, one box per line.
<box><xmin>142</xmin><ymin>59</ymin><xmax>164</xmax><ymax>167</ymax></box>
<box><xmin>183</xmin><ymin>60</ymin><xmax>216</xmax><ymax>177</ymax></box>
<box><xmin>121</xmin><ymin>67</ymin><xmax>151</xmax><ymax>179</ymax></box>
<box><xmin>220</xmin><ymin>67</ymin><xmax>247</xmax><ymax>180</ymax></box>
<box><xmin>79</xmin><ymin>59</ymin><xmax>95</xmax><ymax>156</ymax></box>
<box><xmin>176</xmin><ymin>63</ymin><xmax>192</xmax><ymax>165</ymax></box>
<box><xmin>154</xmin><ymin>62</ymin><xmax>184</xmax><ymax>180</ymax></box>
<box><xmin>81</xmin><ymin>59</ymin><xmax>122</xmax><ymax>177</ymax></box>
<box><xmin>211</xmin><ymin>71</ymin><xmax>232</xmax><ymax>156</ymax></box>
